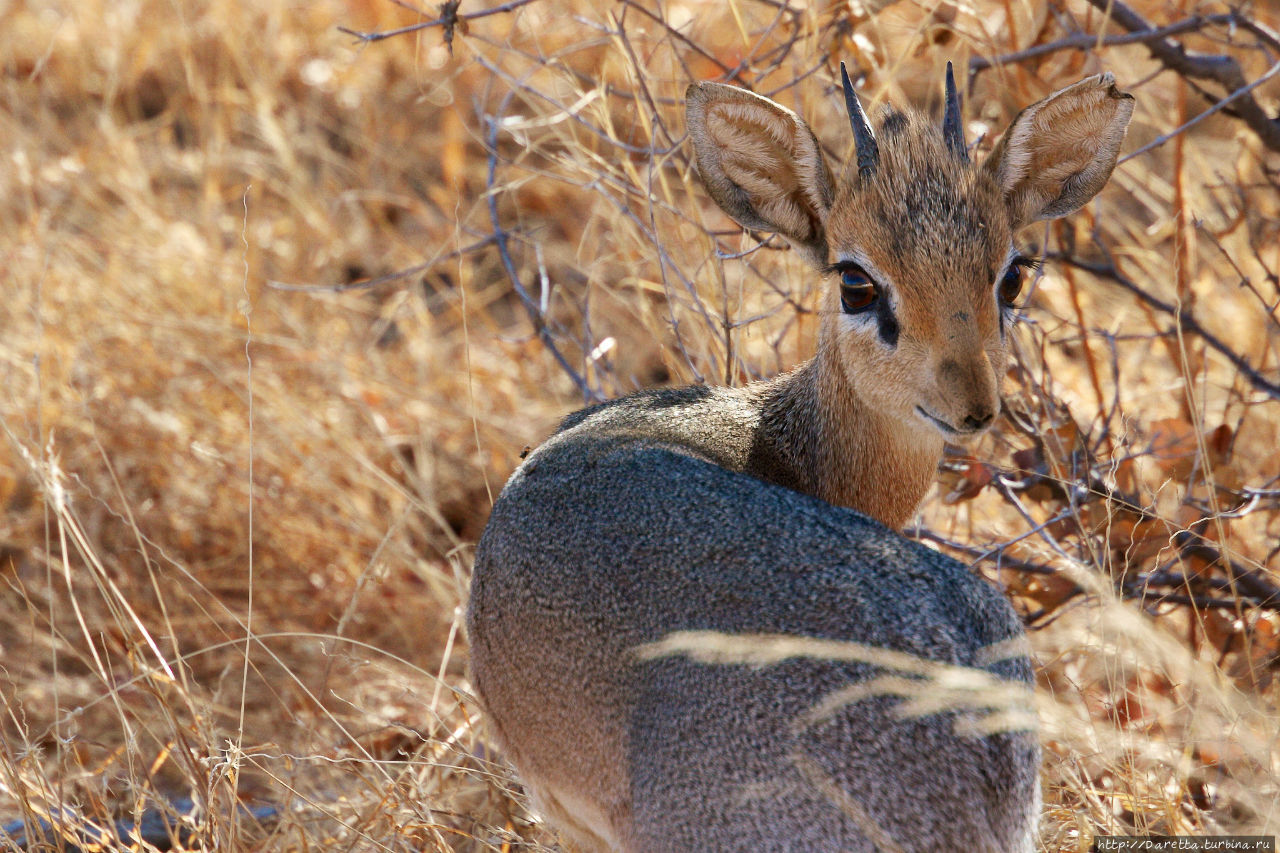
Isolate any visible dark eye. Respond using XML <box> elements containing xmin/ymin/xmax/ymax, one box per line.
<box><xmin>839</xmin><ymin>267</ymin><xmax>878</xmax><ymax>314</ymax></box>
<box><xmin>999</xmin><ymin>262</ymin><xmax>1025</xmax><ymax>307</ymax></box>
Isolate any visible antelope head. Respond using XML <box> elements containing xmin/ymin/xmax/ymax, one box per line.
<box><xmin>687</xmin><ymin>64</ymin><xmax>1134</xmax><ymax>445</ymax></box>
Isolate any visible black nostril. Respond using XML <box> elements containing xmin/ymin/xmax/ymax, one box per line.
<box><xmin>964</xmin><ymin>411</ymin><xmax>995</xmax><ymax>431</ymax></box>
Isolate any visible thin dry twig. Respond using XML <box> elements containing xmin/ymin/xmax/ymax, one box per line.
<box><xmin>265</xmin><ymin>235</ymin><xmax>499</xmax><ymax>293</ymax></box>
<box><xmin>338</xmin><ymin>0</ymin><xmax>544</xmax><ymax>45</ymax></box>
<box><xmin>1120</xmin><ymin>58</ymin><xmax>1280</xmax><ymax>164</ymax></box>
<box><xmin>484</xmin><ymin>94</ymin><xmax>600</xmax><ymax>403</ymax></box>
<box><xmin>1050</xmin><ymin>250</ymin><xmax>1280</xmax><ymax>402</ymax></box>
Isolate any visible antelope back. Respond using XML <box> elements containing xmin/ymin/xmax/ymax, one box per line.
<box><xmin>471</xmin><ymin>430</ymin><xmax>1040</xmax><ymax>851</ymax></box>
<box><xmin>687</xmin><ymin>70</ymin><xmax>1133</xmax><ymax>442</ymax></box>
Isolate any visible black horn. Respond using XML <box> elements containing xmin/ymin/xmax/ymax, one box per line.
<box><xmin>840</xmin><ymin>62</ymin><xmax>878</xmax><ymax>180</ymax></box>
<box><xmin>943</xmin><ymin>61</ymin><xmax>968</xmax><ymax>162</ymax></box>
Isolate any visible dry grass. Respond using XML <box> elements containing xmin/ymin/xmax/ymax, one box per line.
<box><xmin>1</xmin><ymin>0</ymin><xmax>1278</xmax><ymax>849</ymax></box>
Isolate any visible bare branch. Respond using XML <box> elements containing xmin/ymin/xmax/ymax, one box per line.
<box><xmin>1083</xmin><ymin>0</ymin><xmax>1280</xmax><ymax>152</ymax></box>
<box><xmin>969</xmin><ymin>14</ymin><xmax>1239</xmax><ymax>75</ymax></box>
<box><xmin>1050</xmin><ymin>250</ymin><xmax>1280</xmax><ymax>402</ymax></box>
<box><xmin>1120</xmin><ymin>58</ymin><xmax>1280</xmax><ymax>163</ymax></box>
<box><xmin>484</xmin><ymin>95</ymin><xmax>600</xmax><ymax>403</ymax></box>
<box><xmin>1173</xmin><ymin>531</ymin><xmax>1280</xmax><ymax>608</ymax></box>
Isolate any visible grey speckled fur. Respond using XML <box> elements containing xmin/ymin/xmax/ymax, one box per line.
<box><xmin>469</xmin><ymin>389</ymin><xmax>1040</xmax><ymax>852</ymax></box>
<box><xmin>466</xmin><ymin>67</ymin><xmax>1133</xmax><ymax>852</ymax></box>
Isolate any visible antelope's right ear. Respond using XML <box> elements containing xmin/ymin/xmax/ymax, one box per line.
<box><xmin>686</xmin><ymin>82</ymin><xmax>834</xmax><ymax>267</ymax></box>
<box><xmin>985</xmin><ymin>73</ymin><xmax>1134</xmax><ymax>229</ymax></box>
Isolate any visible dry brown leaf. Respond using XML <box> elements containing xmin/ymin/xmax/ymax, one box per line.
<box><xmin>939</xmin><ymin>455</ymin><xmax>994</xmax><ymax>504</ymax></box>
<box><xmin>1149</xmin><ymin>417</ymin><xmax>1199</xmax><ymax>480</ymax></box>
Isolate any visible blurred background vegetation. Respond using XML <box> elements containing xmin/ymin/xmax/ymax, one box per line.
<box><xmin>2</xmin><ymin>0</ymin><xmax>1278</xmax><ymax>848</ymax></box>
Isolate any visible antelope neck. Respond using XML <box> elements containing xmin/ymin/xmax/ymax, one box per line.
<box><xmin>759</xmin><ymin>357</ymin><xmax>942</xmax><ymax>529</ymax></box>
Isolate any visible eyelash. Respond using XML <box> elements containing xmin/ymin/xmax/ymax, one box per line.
<box><xmin>831</xmin><ymin>264</ymin><xmax>878</xmax><ymax>314</ymax></box>
<box><xmin>824</xmin><ymin>262</ymin><xmax>900</xmax><ymax>345</ymax></box>
<box><xmin>820</xmin><ymin>255</ymin><xmax>1040</xmax><ymax>332</ymax></box>
<box><xmin>999</xmin><ymin>256</ymin><xmax>1041</xmax><ymax>308</ymax></box>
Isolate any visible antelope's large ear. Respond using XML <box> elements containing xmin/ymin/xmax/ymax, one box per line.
<box><xmin>984</xmin><ymin>73</ymin><xmax>1134</xmax><ymax>229</ymax></box>
<box><xmin>686</xmin><ymin>82</ymin><xmax>834</xmax><ymax>267</ymax></box>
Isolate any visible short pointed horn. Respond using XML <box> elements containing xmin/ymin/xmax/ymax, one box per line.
<box><xmin>840</xmin><ymin>62</ymin><xmax>878</xmax><ymax>180</ymax></box>
<box><xmin>943</xmin><ymin>61</ymin><xmax>968</xmax><ymax>162</ymax></box>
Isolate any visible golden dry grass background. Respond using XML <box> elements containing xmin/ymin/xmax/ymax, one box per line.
<box><xmin>2</xmin><ymin>0</ymin><xmax>1279</xmax><ymax>849</ymax></box>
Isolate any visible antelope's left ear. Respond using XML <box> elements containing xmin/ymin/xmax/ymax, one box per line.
<box><xmin>984</xmin><ymin>73</ymin><xmax>1135</xmax><ymax>229</ymax></box>
<box><xmin>686</xmin><ymin>82</ymin><xmax>835</xmax><ymax>268</ymax></box>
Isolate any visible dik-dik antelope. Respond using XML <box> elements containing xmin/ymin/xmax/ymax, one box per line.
<box><xmin>469</xmin><ymin>64</ymin><xmax>1133</xmax><ymax>851</ymax></box>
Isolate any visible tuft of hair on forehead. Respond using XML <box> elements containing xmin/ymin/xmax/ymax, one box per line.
<box><xmin>827</xmin><ymin>104</ymin><xmax>1011</xmax><ymax>289</ymax></box>
<box><xmin>853</xmin><ymin>104</ymin><xmax>972</xmax><ymax>187</ymax></box>
<box><xmin>843</xmin><ymin>105</ymin><xmax>1002</xmax><ymax>219</ymax></box>
<box><xmin>878</xmin><ymin>108</ymin><xmax>910</xmax><ymax>137</ymax></box>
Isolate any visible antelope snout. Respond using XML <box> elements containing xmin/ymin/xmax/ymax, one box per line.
<box><xmin>962</xmin><ymin>407</ymin><xmax>996</xmax><ymax>432</ymax></box>
<box><xmin>932</xmin><ymin>355</ymin><xmax>1000</xmax><ymax>436</ymax></box>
